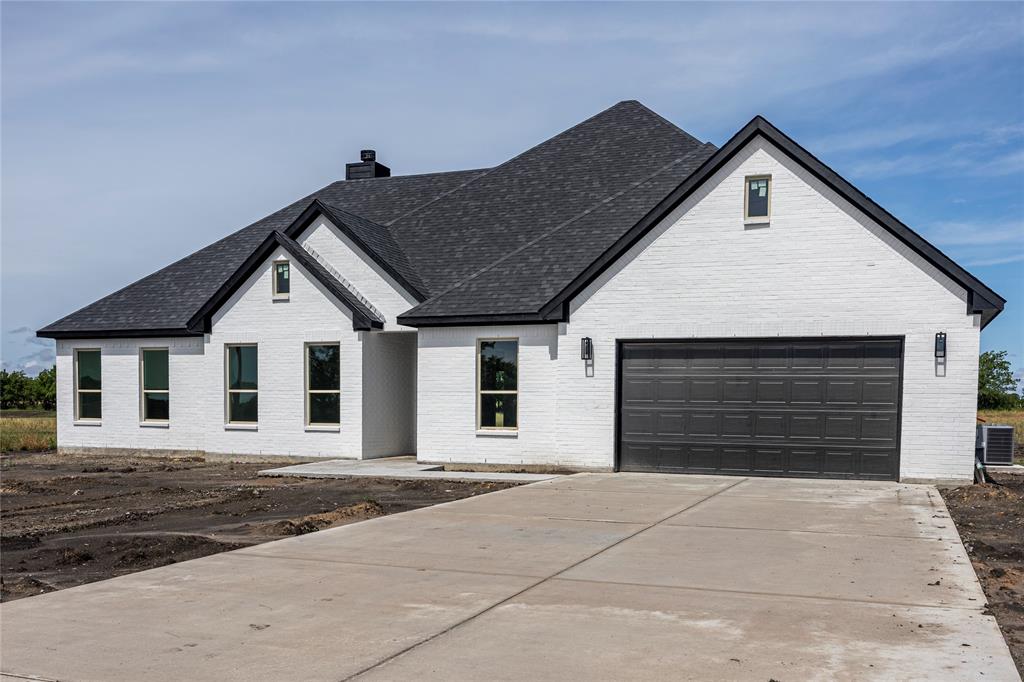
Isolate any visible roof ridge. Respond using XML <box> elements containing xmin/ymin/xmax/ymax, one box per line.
<box><xmin>623</xmin><ymin>100</ymin><xmax>707</xmax><ymax>148</ymax></box>
<box><xmin>382</xmin><ymin>100</ymin><xmax>649</xmax><ymax>228</ymax></box>
<box><xmin>318</xmin><ymin>201</ymin><xmax>428</xmax><ymax>295</ymax></box>
<box><xmin>406</xmin><ymin>143</ymin><xmax>715</xmax><ymax>313</ymax></box>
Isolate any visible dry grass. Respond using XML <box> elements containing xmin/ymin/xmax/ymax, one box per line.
<box><xmin>978</xmin><ymin>409</ymin><xmax>1024</xmax><ymax>464</ymax></box>
<box><xmin>0</xmin><ymin>413</ymin><xmax>57</xmax><ymax>452</ymax></box>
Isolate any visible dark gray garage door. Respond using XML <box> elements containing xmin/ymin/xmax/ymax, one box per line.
<box><xmin>618</xmin><ymin>338</ymin><xmax>902</xmax><ymax>480</ymax></box>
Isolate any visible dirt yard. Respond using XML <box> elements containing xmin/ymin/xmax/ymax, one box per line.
<box><xmin>941</xmin><ymin>473</ymin><xmax>1024</xmax><ymax>673</ymax></box>
<box><xmin>0</xmin><ymin>451</ymin><xmax>518</xmax><ymax>602</ymax></box>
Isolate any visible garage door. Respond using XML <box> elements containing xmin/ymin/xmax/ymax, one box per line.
<box><xmin>618</xmin><ymin>338</ymin><xmax>902</xmax><ymax>480</ymax></box>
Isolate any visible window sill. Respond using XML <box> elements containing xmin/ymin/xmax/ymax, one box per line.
<box><xmin>476</xmin><ymin>429</ymin><xmax>518</xmax><ymax>438</ymax></box>
<box><xmin>305</xmin><ymin>425</ymin><xmax>340</xmax><ymax>433</ymax></box>
<box><xmin>744</xmin><ymin>217</ymin><xmax>770</xmax><ymax>226</ymax></box>
<box><xmin>224</xmin><ymin>423</ymin><xmax>258</xmax><ymax>431</ymax></box>
<box><xmin>73</xmin><ymin>420</ymin><xmax>102</xmax><ymax>427</ymax></box>
<box><xmin>272</xmin><ymin>294</ymin><xmax>290</xmax><ymax>302</ymax></box>
<box><xmin>140</xmin><ymin>421</ymin><xmax>169</xmax><ymax>429</ymax></box>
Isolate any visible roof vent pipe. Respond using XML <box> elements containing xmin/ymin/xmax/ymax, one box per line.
<box><xmin>346</xmin><ymin>149</ymin><xmax>390</xmax><ymax>180</ymax></box>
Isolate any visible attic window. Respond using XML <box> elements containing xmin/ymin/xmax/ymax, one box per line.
<box><xmin>745</xmin><ymin>175</ymin><xmax>771</xmax><ymax>222</ymax></box>
<box><xmin>273</xmin><ymin>261</ymin><xmax>290</xmax><ymax>298</ymax></box>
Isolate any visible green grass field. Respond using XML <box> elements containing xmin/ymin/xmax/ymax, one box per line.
<box><xmin>0</xmin><ymin>411</ymin><xmax>57</xmax><ymax>452</ymax></box>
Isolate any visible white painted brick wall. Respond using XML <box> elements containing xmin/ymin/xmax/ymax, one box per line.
<box><xmin>418</xmin><ymin>325</ymin><xmax>559</xmax><ymax>466</ymax></box>
<box><xmin>57</xmin><ymin>245</ymin><xmax>418</xmax><ymax>460</ymax></box>
<box><xmin>362</xmin><ymin>331</ymin><xmax>417</xmax><ymax>457</ymax></box>
<box><xmin>417</xmin><ymin>138</ymin><xmax>982</xmax><ymax>480</ymax></box>
<box><xmin>56</xmin><ymin>336</ymin><xmax>207</xmax><ymax>454</ymax></box>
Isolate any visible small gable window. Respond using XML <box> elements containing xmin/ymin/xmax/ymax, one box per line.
<box><xmin>273</xmin><ymin>261</ymin><xmax>290</xmax><ymax>298</ymax></box>
<box><xmin>745</xmin><ymin>175</ymin><xmax>771</xmax><ymax>222</ymax></box>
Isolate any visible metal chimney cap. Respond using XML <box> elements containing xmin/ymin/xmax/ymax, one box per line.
<box><xmin>360</xmin><ymin>149</ymin><xmax>376</xmax><ymax>162</ymax></box>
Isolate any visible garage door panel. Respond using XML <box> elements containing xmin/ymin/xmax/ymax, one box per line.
<box><xmin>655</xmin><ymin>379</ymin><xmax>687</xmax><ymax>403</ymax></box>
<box><xmin>862</xmin><ymin>380</ymin><xmax>898</xmax><ymax>405</ymax></box>
<box><xmin>723</xmin><ymin>380</ymin><xmax>754</xmax><ymax>403</ymax></box>
<box><xmin>689</xmin><ymin>380</ymin><xmax>719</xmax><ymax>403</ymax></box>
<box><xmin>722</xmin><ymin>413</ymin><xmax>753</xmax><ymax>437</ymax></box>
<box><xmin>620</xmin><ymin>338</ymin><xmax>901</xmax><ymax>480</ymax></box>
<box><xmin>826</xmin><ymin>380</ymin><xmax>860</xmax><ymax>404</ymax></box>
<box><xmin>756</xmin><ymin>380</ymin><xmax>788</xmax><ymax>404</ymax></box>
<box><xmin>791</xmin><ymin>380</ymin><xmax>824</xmax><ymax>404</ymax></box>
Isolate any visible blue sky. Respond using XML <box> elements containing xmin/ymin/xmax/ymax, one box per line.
<box><xmin>2</xmin><ymin>2</ymin><xmax>1022</xmax><ymax>377</ymax></box>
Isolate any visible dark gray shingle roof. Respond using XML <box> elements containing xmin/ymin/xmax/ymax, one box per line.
<box><xmin>40</xmin><ymin>100</ymin><xmax>711</xmax><ymax>337</ymax></box>
<box><xmin>38</xmin><ymin>169</ymin><xmax>484</xmax><ymax>337</ymax></box>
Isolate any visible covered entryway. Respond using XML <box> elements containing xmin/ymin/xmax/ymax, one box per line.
<box><xmin>618</xmin><ymin>338</ymin><xmax>903</xmax><ymax>480</ymax></box>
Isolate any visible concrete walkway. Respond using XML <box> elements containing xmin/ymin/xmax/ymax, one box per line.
<box><xmin>258</xmin><ymin>455</ymin><xmax>559</xmax><ymax>483</ymax></box>
<box><xmin>1</xmin><ymin>474</ymin><xmax>1018</xmax><ymax>681</ymax></box>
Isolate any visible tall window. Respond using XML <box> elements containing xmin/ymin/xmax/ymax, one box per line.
<box><xmin>273</xmin><ymin>261</ymin><xmax>290</xmax><ymax>298</ymax></box>
<box><xmin>478</xmin><ymin>339</ymin><xmax>518</xmax><ymax>430</ymax></box>
<box><xmin>306</xmin><ymin>344</ymin><xmax>341</xmax><ymax>426</ymax></box>
<box><xmin>74</xmin><ymin>349</ymin><xmax>101</xmax><ymax>421</ymax></box>
<box><xmin>744</xmin><ymin>175</ymin><xmax>771</xmax><ymax>221</ymax></box>
<box><xmin>140</xmin><ymin>349</ymin><xmax>169</xmax><ymax>422</ymax></box>
<box><xmin>226</xmin><ymin>345</ymin><xmax>258</xmax><ymax>423</ymax></box>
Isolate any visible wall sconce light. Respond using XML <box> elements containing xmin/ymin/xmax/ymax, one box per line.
<box><xmin>934</xmin><ymin>332</ymin><xmax>946</xmax><ymax>359</ymax></box>
<box><xmin>581</xmin><ymin>337</ymin><xmax>593</xmax><ymax>361</ymax></box>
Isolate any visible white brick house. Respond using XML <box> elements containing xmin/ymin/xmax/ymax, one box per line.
<box><xmin>40</xmin><ymin>101</ymin><xmax>1004</xmax><ymax>482</ymax></box>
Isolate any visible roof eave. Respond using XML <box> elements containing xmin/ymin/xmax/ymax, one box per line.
<box><xmin>36</xmin><ymin>327</ymin><xmax>201</xmax><ymax>340</ymax></box>
<box><xmin>396</xmin><ymin>312</ymin><xmax>554</xmax><ymax>328</ymax></box>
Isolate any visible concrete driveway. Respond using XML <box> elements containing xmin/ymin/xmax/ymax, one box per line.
<box><xmin>1</xmin><ymin>474</ymin><xmax>1018</xmax><ymax>681</ymax></box>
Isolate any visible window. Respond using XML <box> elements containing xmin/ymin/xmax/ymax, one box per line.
<box><xmin>140</xmin><ymin>349</ymin><xmax>169</xmax><ymax>422</ymax></box>
<box><xmin>226</xmin><ymin>345</ymin><xmax>258</xmax><ymax>423</ymax></box>
<box><xmin>74</xmin><ymin>349</ymin><xmax>101</xmax><ymax>421</ymax></box>
<box><xmin>478</xmin><ymin>339</ymin><xmax>518</xmax><ymax>430</ymax></box>
<box><xmin>273</xmin><ymin>261</ymin><xmax>290</xmax><ymax>298</ymax></box>
<box><xmin>744</xmin><ymin>175</ymin><xmax>771</xmax><ymax>221</ymax></box>
<box><xmin>306</xmin><ymin>344</ymin><xmax>340</xmax><ymax>426</ymax></box>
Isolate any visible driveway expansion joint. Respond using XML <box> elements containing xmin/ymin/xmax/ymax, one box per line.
<box><xmin>343</xmin><ymin>478</ymin><xmax>750</xmax><ymax>680</ymax></box>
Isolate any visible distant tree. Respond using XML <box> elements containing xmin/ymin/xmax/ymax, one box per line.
<box><xmin>978</xmin><ymin>350</ymin><xmax>1023</xmax><ymax>409</ymax></box>
<box><xmin>1</xmin><ymin>370</ymin><xmax>31</xmax><ymax>409</ymax></box>
<box><xmin>31</xmin><ymin>366</ymin><xmax>57</xmax><ymax>411</ymax></box>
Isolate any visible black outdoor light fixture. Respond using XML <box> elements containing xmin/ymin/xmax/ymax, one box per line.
<box><xmin>581</xmin><ymin>337</ymin><xmax>593</xmax><ymax>361</ymax></box>
<box><xmin>935</xmin><ymin>332</ymin><xmax>947</xmax><ymax>359</ymax></box>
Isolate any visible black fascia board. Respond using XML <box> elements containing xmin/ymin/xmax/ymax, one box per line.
<box><xmin>538</xmin><ymin>115</ymin><xmax>1005</xmax><ymax>327</ymax></box>
<box><xmin>396</xmin><ymin>311</ymin><xmax>554</xmax><ymax>327</ymax></box>
<box><xmin>36</xmin><ymin>327</ymin><xmax>201</xmax><ymax>340</ymax></box>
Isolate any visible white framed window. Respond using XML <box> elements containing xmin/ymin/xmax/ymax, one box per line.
<box><xmin>477</xmin><ymin>339</ymin><xmax>518</xmax><ymax>430</ymax></box>
<box><xmin>74</xmin><ymin>349</ymin><xmax>102</xmax><ymax>421</ymax></box>
<box><xmin>139</xmin><ymin>348</ymin><xmax>169</xmax><ymax>423</ymax></box>
<box><xmin>273</xmin><ymin>260</ymin><xmax>290</xmax><ymax>299</ymax></box>
<box><xmin>225</xmin><ymin>344</ymin><xmax>258</xmax><ymax>424</ymax></box>
<box><xmin>305</xmin><ymin>343</ymin><xmax>341</xmax><ymax>426</ymax></box>
<box><xmin>744</xmin><ymin>175</ymin><xmax>771</xmax><ymax>222</ymax></box>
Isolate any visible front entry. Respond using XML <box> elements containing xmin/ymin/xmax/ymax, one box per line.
<box><xmin>617</xmin><ymin>338</ymin><xmax>903</xmax><ymax>480</ymax></box>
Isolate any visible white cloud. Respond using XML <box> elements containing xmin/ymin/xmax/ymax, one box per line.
<box><xmin>923</xmin><ymin>220</ymin><xmax>1024</xmax><ymax>267</ymax></box>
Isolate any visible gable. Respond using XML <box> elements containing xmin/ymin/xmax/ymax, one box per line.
<box><xmin>211</xmin><ymin>246</ymin><xmax>362</xmax><ymax>332</ymax></box>
<box><xmin>569</xmin><ymin>136</ymin><xmax>978</xmax><ymax>328</ymax></box>
<box><xmin>297</xmin><ymin>213</ymin><xmax>420</xmax><ymax>330</ymax></box>
<box><xmin>544</xmin><ymin>117</ymin><xmax>1004</xmax><ymax>329</ymax></box>
<box><xmin>195</xmin><ymin>231</ymin><xmax>383</xmax><ymax>332</ymax></box>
